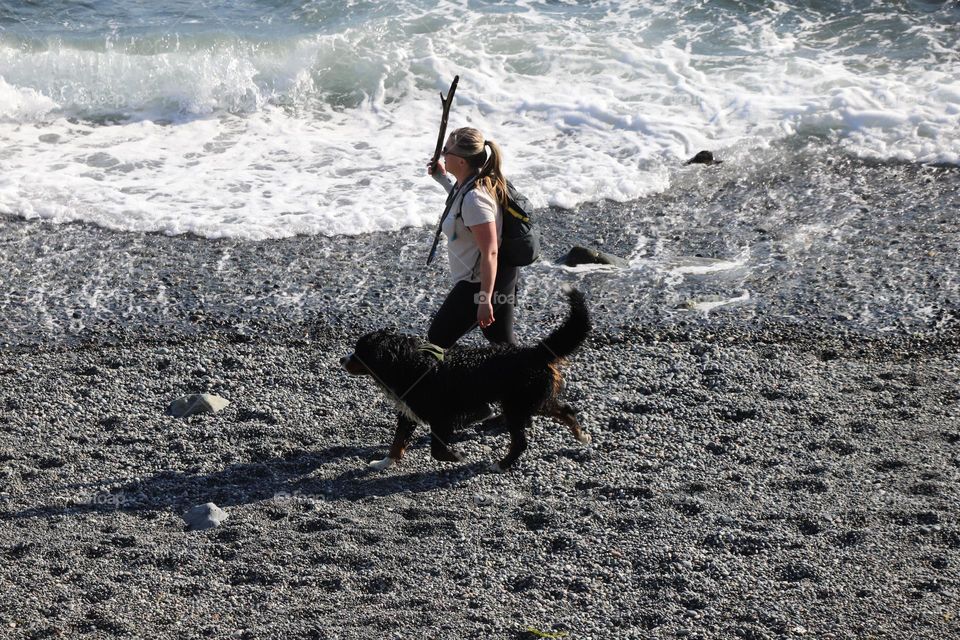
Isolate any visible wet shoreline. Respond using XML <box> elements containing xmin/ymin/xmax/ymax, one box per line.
<box><xmin>2</xmin><ymin>145</ymin><xmax>958</xmax><ymax>352</ymax></box>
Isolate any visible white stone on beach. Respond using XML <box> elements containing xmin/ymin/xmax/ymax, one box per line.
<box><xmin>473</xmin><ymin>494</ymin><xmax>494</xmax><ymax>507</ymax></box>
<box><xmin>183</xmin><ymin>503</ymin><xmax>229</xmax><ymax>530</ymax></box>
<box><xmin>166</xmin><ymin>393</ymin><xmax>230</xmax><ymax>418</ymax></box>
<box><xmin>368</xmin><ymin>457</ymin><xmax>396</xmax><ymax>471</ymax></box>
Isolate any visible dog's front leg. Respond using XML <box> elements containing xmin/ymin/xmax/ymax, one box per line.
<box><xmin>430</xmin><ymin>423</ymin><xmax>463</xmax><ymax>462</ymax></box>
<box><xmin>369</xmin><ymin>413</ymin><xmax>417</xmax><ymax>470</ymax></box>
<box><xmin>490</xmin><ymin>417</ymin><xmax>530</xmax><ymax>472</ymax></box>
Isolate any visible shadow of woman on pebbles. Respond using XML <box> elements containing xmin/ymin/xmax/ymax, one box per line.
<box><xmin>2</xmin><ymin>442</ymin><xmax>482</xmax><ymax>521</ymax></box>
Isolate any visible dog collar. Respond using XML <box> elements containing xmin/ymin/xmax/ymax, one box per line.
<box><xmin>417</xmin><ymin>342</ymin><xmax>445</xmax><ymax>362</ymax></box>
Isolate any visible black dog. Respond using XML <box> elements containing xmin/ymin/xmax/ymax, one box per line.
<box><xmin>341</xmin><ymin>287</ymin><xmax>592</xmax><ymax>471</ymax></box>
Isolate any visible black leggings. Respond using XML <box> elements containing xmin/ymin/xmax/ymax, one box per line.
<box><xmin>427</xmin><ymin>264</ymin><xmax>519</xmax><ymax>348</ymax></box>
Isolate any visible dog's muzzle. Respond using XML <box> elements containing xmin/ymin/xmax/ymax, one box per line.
<box><xmin>341</xmin><ymin>353</ymin><xmax>367</xmax><ymax>376</ymax></box>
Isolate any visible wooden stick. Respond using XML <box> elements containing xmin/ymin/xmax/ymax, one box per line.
<box><xmin>429</xmin><ymin>75</ymin><xmax>459</xmax><ymax>173</ymax></box>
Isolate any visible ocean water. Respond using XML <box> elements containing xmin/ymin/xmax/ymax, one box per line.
<box><xmin>1</xmin><ymin>0</ymin><xmax>958</xmax><ymax>240</ymax></box>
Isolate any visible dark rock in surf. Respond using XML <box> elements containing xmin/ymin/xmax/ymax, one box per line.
<box><xmin>685</xmin><ymin>150</ymin><xmax>722</xmax><ymax>165</ymax></box>
<box><xmin>559</xmin><ymin>246</ymin><xmax>629</xmax><ymax>268</ymax></box>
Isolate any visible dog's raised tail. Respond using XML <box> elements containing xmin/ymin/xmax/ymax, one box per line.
<box><xmin>538</xmin><ymin>286</ymin><xmax>591</xmax><ymax>361</ymax></box>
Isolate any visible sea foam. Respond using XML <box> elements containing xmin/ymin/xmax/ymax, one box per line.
<box><xmin>0</xmin><ymin>0</ymin><xmax>957</xmax><ymax>239</ymax></box>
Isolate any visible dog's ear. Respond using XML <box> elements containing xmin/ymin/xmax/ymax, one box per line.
<box><xmin>354</xmin><ymin>330</ymin><xmax>382</xmax><ymax>357</ymax></box>
<box><xmin>355</xmin><ymin>329</ymin><xmax>398</xmax><ymax>364</ymax></box>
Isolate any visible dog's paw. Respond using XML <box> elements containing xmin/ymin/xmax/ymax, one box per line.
<box><xmin>368</xmin><ymin>456</ymin><xmax>396</xmax><ymax>471</ymax></box>
<box><xmin>576</xmin><ymin>432</ymin><xmax>592</xmax><ymax>445</ymax></box>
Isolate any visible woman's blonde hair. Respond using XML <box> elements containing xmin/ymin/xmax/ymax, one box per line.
<box><xmin>445</xmin><ymin>127</ymin><xmax>508</xmax><ymax>208</ymax></box>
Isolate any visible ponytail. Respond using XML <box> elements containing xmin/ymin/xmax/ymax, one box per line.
<box><xmin>476</xmin><ymin>139</ymin><xmax>508</xmax><ymax>209</ymax></box>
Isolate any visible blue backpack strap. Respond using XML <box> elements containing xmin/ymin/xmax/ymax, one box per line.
<box><xmin>454</xmin><ymin>178</ymin><xmax>480</xmax><ymax>221</ymax></box>
<box><xmin>426</xmin><ymin>176</ymin><xmax>478</xmax><ymax>265</ymax></box>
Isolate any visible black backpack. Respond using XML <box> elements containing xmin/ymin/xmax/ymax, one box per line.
<box><xmin>459</xmin><ymin>180</ymin><xmax>541</xmax><ymax>267</ymax></box>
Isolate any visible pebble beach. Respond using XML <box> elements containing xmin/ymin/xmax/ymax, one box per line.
<box><xmin>2</xmin><ymin>1</ymin><xmax>959</xmax><ymax>637</ymax></box>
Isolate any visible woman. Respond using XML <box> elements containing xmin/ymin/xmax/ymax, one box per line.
<box><xmin>426</xmin><ymin>127</ymin><xmax>518</xmax><ymax>349</ymax></box>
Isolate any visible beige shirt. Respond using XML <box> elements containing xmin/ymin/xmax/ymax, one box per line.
<box><xmin>434</xmin><ymin>174</ymin><xmax>503</xmax><ymax>283</ymax></box>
